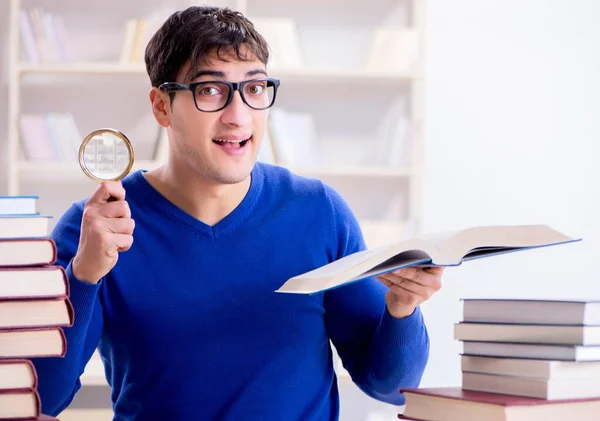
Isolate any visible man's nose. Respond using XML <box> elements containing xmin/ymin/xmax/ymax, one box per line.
<box><xmin>220</xmin><ymin>90</ymin><xmax>252</xmax><ymax>127</ymax></box>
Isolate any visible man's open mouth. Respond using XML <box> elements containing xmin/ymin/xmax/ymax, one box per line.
<box><xmin>212</xmin><ymin>136</ymin><xmax>251</xmax><ymax>149</ymax></box>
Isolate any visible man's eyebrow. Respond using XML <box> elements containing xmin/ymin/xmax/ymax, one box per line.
<box><xmin>246</xmin><ymin>69</ymin><xmax>267</xmax><ymax>77</ymax></box>
<box><xmin>191</xmin><ymin>70</ymin><xmax>226</xmax><ymax>80</ymax></box>
<box><xmin>190</xmin><ymin>69</ymin><xmax>267</xmax><ymax>81</ymax></box>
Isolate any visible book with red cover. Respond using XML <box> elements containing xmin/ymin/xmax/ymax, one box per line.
<box><xmin>0</xmin><ymin>327</ymin><xmax>66</xmax><ymax>359</ymax></box>
<box><xmin>0</xmin><ymin>238</ymin><xmax>57</xmax><ymax>267</ymax></box>
<box><xmin>0</xmin><ymin>266</ymin><xmax>68</xmax><ymax>300</ymax></box>
<box><xmin>0</xmin><ymin>359</ymin><xmax>37</xmax><ymax>390</ymax></box>
<box><xmin>399</xmin><ymin>387</ymin><xmax>600</xmax><ymax>421</ymax></box>
<box><xmin>0</xmin><ymin>388</ymin><xmax>40</xmax><ymax>420</ymax></box>
<box><xmin>0</xmin><ymin>298</ymin><xmax>74</xmax><ymax>330</ymax></box>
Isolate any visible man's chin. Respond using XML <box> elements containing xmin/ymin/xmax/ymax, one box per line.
<box><xmin>211</xmin><ymin>161</ymin><xmax>255</xmax><ymax>185</ymax></box>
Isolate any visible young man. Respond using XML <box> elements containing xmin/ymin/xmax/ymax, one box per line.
<box><xmin>33</xmin><ymin>6</ymin><xmax>443</xmax><ymax>420</ymax></box>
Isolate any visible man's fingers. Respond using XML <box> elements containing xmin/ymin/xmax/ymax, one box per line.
<box><xmin>395</xmin><ymin>279</ymin><xmax>437</xmax><ymax>300</ymax></box>
<box><xmin>105</xmin><ymin>218</ymin><xmax>135</xmax><ymax>235</ymax></box>
<box><xmin>105</xmin><ymin>234</ymin><xmax>134</xmax><ymax>255</ymax></box>
<box><xmin>376</xmin><ymin>275</ymin><xmax>394</xmax><ymax>289</ymax></box>
<box><xmin>387</xmin><ymin>284</ymin><xmax>421</xmax><ymax>307</ymax></box>
<box><xmin>377</xmin><ymin>273</ymin><xmax>403</xmax><ymax>288</ymax></box>
<box><xmin>392</xmin><ymin>267</ymin><xmax>442</xmax><ymax>289</ymax></box>
<box><xmin>97</xmin><ymin>200</ymin><xmax>132</xmax><ymax>219</ymax></box>
<box><xmin>88</xmin><ymin>181</ymin><xmax>126</xmax><ymax>205</ymax></box>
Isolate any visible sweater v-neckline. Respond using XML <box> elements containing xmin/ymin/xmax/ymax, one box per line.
<box><xmin>129</xmin><ymin>164</ymin><xmax>264</xmax><ymax>239</ymax></box>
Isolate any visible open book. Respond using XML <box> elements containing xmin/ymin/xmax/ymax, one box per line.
<box><xmin>276</xmin><ymin>225</ymin><xmax>579</xmax><ymax>294</ymax></box>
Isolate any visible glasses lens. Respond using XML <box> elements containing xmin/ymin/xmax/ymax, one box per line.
<box><xmin>243</xmin><ymin>80</ymin><xmax>275</xmax><ymax>110</ymax></box>
<box><xmin>194</xmin><ymin>82</ymin><xmax>231</xmax><ymax>112</ymax></box>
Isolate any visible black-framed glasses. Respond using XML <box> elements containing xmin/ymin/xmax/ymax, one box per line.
<box><xmin>159</xmin><ymin>78</ymin><xmax>280</xmax><ymax>112</ymax></box>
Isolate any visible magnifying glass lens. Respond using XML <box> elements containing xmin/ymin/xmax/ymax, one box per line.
<box><xmin>79</xmin><ymin>129</ymin><xmax>134</xmax><ymax>182</ymax></box>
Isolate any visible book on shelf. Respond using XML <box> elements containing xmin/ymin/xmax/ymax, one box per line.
<box><xmin>398</xmin><ymin>387</ymin><xmax>600</xmax><ymax>421</ymax></box>
<box><xmin>19</xmin><ymin>7</ymin><xmax>71</xmax><ymax>64</ymax></box>
<box><xmin>19</xmin><ymin>113</ymin><xmax>82</xmax><ymax>163</ymax></box>
<box><xmin>250</xmin><ymin>17</ymin><xmax>303</xmax><ymax>69</ymax></box>
<box><xmin>375</xmin><ymin>99</ymin><xmax>412</xmax><ymax>167</ymax></box>
<box><xmin>152</xmin><ymin>127</ymin><xmax>169</xmax><ymax>163</ymax></box>
<box><xmin>120</xmin><ymin>11</ymin><xmax>170</xmax><ymax>64</ymax></box>
<box><xmin>276</xmin><ymin>224</ymin><xmax>579</xmax><ymax>294</ymax></box>
<box><xmin>267</xmin><ymin>108</ymin><xmax>318</xmax><ymax>168</ymax></box>
<box><xmin>365</xmin><ymin>27</ymin><xmax>419</xmax><ymax>74</ymax></box>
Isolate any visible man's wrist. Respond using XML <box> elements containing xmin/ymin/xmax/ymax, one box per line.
<box><xmin>385</xmin><ymin>295</ymin><xmax>417</xmax><ymax>319</ymax></box>
<box><xmin>387</xmin><ymin>306</ymin><xmax>416</xmax><ymax>319</ymax></box>
<box><xmin>72</xmin><ymin>257</ymin><xmax>100</xmax><ymax>284</ymax></box>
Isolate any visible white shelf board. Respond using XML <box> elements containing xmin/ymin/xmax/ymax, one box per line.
<box><xmin>17</xmin><ymin>63</ymin><xmax>417</xmax><ymax>84</ymax></box>
<box><xmin>18</xmin><ymin>62</ymin><xmax>146</xmax><ymax>75</ymax></box>
<box><xmin>17</xmin><ymin>160</ymin><xmax>163</xmax><ymax>182</ymax></box>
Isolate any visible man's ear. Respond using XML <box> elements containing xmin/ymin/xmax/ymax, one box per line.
<box><xmin>150</xmin><ymin>87</ymin><xmax>170</xmax><ymax>127</ymax></box>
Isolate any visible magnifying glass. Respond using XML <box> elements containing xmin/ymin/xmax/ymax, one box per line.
<box><xmin>79</xmin><ymin>128</ymin><xmax>135</xmax><ymax>183</ymax></box>
<box><xmin>78</xmin><ymin>128</ymin><xmax>135</xmax><ymax>202</ymax></box>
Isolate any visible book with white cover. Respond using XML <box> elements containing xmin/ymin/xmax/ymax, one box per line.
<box><xmin>0</xmin><ymin>215</ymin><xmax>51</xmax><ymax>239</ymax></box>
<box><xmin>462</xmin><ymin>371</ymin><xmax>600</xmax><ymax>400</ymax></box>
<box><xmin>277</xmin><ymin>225</ymin><xmax>579</xmax><ymax>294</ymax></box>
<box><xmin>462</xmin><ymin>299</ymin><xmax>600</xmax><ymax>325</ymax></box>
<box><xmin>461</xmin><ymin>355</ymin><xmax>600</xmax><ymax>380</ymax></box>
<box><xmin>455</xmin><ymin>323</ymin><xmax>600</xmax><ymax>345</ymax></box>
<box><xmin>0</xmin><ymin>196</ymin><xmax>37</xmax><ymax>215</ymax></box>
<box><xmin>462</xmin><ymin>341</ymin><xmax>600</xmax><ymax>362</ymax></box>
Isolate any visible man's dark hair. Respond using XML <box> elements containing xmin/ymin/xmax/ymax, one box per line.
<box><xmin>145</xmin><ymin>6</ymin><xmax>270</xmax><ymax>88</ymax></box>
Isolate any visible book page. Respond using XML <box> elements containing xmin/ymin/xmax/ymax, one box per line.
<box><xmin>351</xmin><ymin>251</ymin><xmax>432</xmax><ymax>281</ymax></box>
<box><xmin>442</xmin><ymin>225</ymin><xmax>577</xmax><ymax>264</ymax></box>
<box><xmin>289</xmin><ymin>243</ymin><xmax>394</xmax><ymax>280</ymax></box>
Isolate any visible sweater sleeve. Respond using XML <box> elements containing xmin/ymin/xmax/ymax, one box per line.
<box><xmin>322</xmin><ymin>185</ymin><xmax>430</xmax><ymax>405</ymax></box>
<box><xmin>30</xmin><ymin>202</ymin><xmax>105</xmax><ymax>416</ymax></box>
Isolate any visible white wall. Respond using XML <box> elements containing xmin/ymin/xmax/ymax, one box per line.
<box><xmin>420</xmin><ymin>0</ymin><xmax>600</xmax><ymax>387</ymax></box>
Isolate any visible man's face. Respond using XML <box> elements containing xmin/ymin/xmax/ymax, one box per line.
<box><xmin>164</xmin><ymin>48</ymin><xmax>270</xmax><ymax>185</ymax></box>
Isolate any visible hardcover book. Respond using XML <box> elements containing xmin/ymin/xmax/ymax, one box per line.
<box><xmin>277</xmin><ymin>225</ymin><xmax>579</xmax><ymax>294</ymax></box>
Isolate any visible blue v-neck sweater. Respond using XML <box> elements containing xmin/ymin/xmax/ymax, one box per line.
<box><xmin>33</xmin><ymin>163</ymin><xmax>429</xmax><ymax>421</ymax></box>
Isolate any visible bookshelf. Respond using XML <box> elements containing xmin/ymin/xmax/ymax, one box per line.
<box><xmin>5</xmin><ymin>0</ymin><xmax>425</xmax><ymax>419</ymax></box>
<box><xmin>6</xmin><ymin>0</ymin><xmax>425</xmax><ymax>230</ymax></box>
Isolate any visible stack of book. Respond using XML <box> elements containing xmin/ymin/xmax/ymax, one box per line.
<box><xmin>400</xmin><ymin>298</ymin><xmax>600</xmax><ymax>421</ymax></box>
<box><xmin>0</xmin><ymin>196</ymin><xmax>72</xmax><ymax>421</ymax></box>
